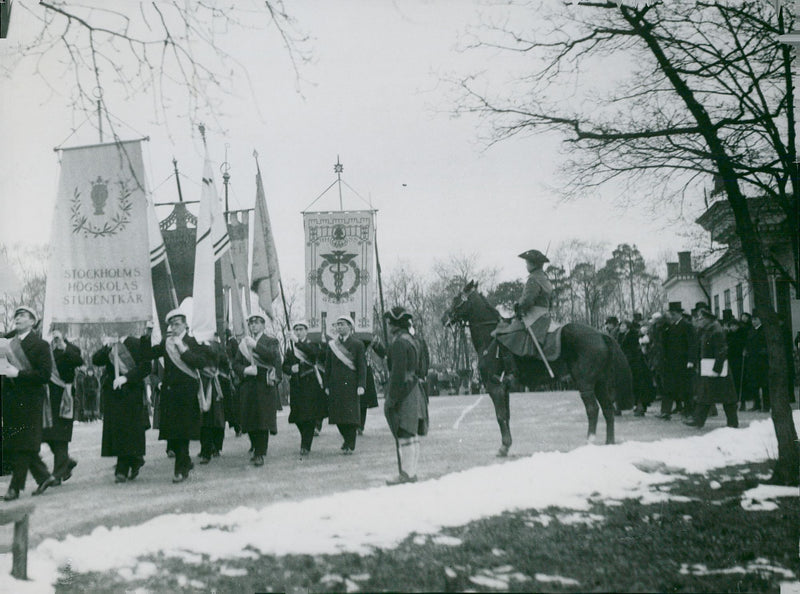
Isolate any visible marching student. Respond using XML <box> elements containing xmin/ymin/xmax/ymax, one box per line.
<box><xmin>1</xmin><ymin>306</ymin><xmax>57</xmax><ymax>500</ymax></box>
<box><xmin>383</xmin><ymin>306</ymin><xmax>429</xmax><ymax>485</ymax></box>
<box><xmin>150</xmin><ymin>309</ymin><xmax>210</xmax><ymax>483</ymax></box>
<box><xmin>93</xmin><ymin>331</ymin><xmax>151</xmax><ymax>483</ymax></box>
<box><xmin>324</xmin><ymin>315</ymin><xmax>367</xmax><ymax>454</ymax></box>
<box><xmin>233</xmin><ymin>312</ymin><xmax>283</xmax><ymax>466</ymax></box>
<box><xmin>43</xmin><ymin>330</ymin><xmax>84</xmax><ymax>485</ymax></box>
<box><xmin>283</xmin><ymin>321</ymin><xmax>328</xmax><ymax>456</ymax></box>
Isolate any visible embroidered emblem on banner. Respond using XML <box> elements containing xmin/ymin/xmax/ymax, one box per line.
<box><xmin>70</xmin><ymin>177</ymin><xmax>133</xmax><ymax>238</ymax></box>
<box><xmin>313</xmin><ymin>250</ymin><xmax>366</xmax><ymax>303</ymax></box>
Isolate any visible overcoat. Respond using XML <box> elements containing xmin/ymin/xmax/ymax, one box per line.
<box><xmin>661</xmin><ymin>317</ymin><xmax>697</xmax><ymax>394</ymax></box>
<box><xmin>283</xmin><ymin>340</ymin><xmax>327</xmax><ymax>424</ymax></box>
<box><xmin>198</xmin><ymin>340</ymin><xmax>226</xmax><ymax>430</ymax></box>
<box><xmin>93</xmin><ymin>337</ymin><xmax>151</xmax><ymax>457</ymax></box>
<box><xmin>223</xmin><ymin>336</ymin><xmax>241</xmax><ymax>429</ymax></box>
<box><xmin>42</xmin><ymin>340</ymin><xmax>83</xmax><ymax>443</ymax></box>
<box><xmin>619</xmin><ymin>329</ymin><xmax>654</xmax><ymax>406</ymax></box>
<box><xmin>233</xmin><ymin>334</ymin><xmax>282</xmax><ymax>435</ymax></box>
<box><xmin>2</xmin><ymin>331</ymin><xmax>52</xmax><ymax>452</ymax></box>
<box><xmin>362</xmin><ymin>339</ymin><xmax>385</xmax><ymax>409</ymax></box>
<box><xmin>324</xmin><ymin>335</ymin><xmax>367</xmax><ymax>426</ymax></box>
<box><xmin>384</xmin><ymin>331</ymin><xmax>429</xmax><ymax>437</ymax></box>
<box><xmin>696</xmin><ymin>320</ymin><xmax>737</xmax><ymax>405</ymax></box>
<box><xmin>151</xmin><ymin>334</ymin><xmax>209</xmax><ymax>441</ymax></box>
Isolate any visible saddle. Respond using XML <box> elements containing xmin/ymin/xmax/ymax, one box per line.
<box><xmin>492</xmin><ymin>316</ymin><xmax>564</xmax><ymax>361</ymax></box>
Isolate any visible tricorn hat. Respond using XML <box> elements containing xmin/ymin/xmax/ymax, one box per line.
<box><xmin>13</xmin><ymin>306</ymin><xmax>38</xmax><ymax>324</ymax></box>
<box><xmin>518</xmin><ymin>249</ymin><xmax>549</xmax><ymax>265</ymax></box>
<box><xmin>384</xmin><ymin>305</ymin><xmax>413</xmax><ymax>324</ymax></box>
<box><xmin>667</xmin><ymin>301</ymin><xmax>683</xmax><ymax>313</ymax></box>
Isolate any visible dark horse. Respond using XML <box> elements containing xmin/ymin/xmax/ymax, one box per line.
<box><xmin>442</xmin><ymin>281</ymin><xmax>632</xmax><ymax>456</ymax></box>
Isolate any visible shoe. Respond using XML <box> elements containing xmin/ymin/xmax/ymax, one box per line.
<box><xmin>114</xmin><ymin>473</ymin><xmax>127</xmax><ymax>483</ymax></box>
<box><xmin>253</xmin><ymin>455</ymin><xmax>264</xmax><ymax>467</ymax></box>
<box><xmin>300</xmin><ymin>448</ymin><xmax>310</xmax><ymax>456</ymax></box>
<box><xmin>33</xmin><ymin>475</ymin><xmax>57</xmax><ymax>496</ymax></box>
<box><xmin>212</xmin><ymin>451</ymin><xmax>221</xmax><ymax>458</ymax></box>
<box><xmin>341</xmin><ymin>442</ymin><xmax>348</xmax><ymax>451</ymax></box>
<box><xmin>167</xmin><ymin>450</ymin><xmax>176</xmax><ymax>458</ymax></box>
<box><xmin>129</xmin><ymin>466</ymin><xmax>141</xmax><ymax>481</ymax></box>
<box><xmin>3</xmin><ymin>488</ymin><xmax>19</xmax><ymax>501</ymax></box>
<box><xmin>357</xmin><ymin>428</ymin><xmax>364</xmax><ymax>436</ymax></box>
<box><xmin>172</xmin><ymin>473</ymin><xmax>187</xmax><ymax>483</ymax></box>
<box><xmin>198</xmin><ymin>456</ymin><xmax>211</xmax><ymax>465</ymax></box>
<box><xmin>342</xmin><ymin>448</ymin><xmax>354</xmax><ymax>456</ymax></box>
<box><xmin>726</xmin><ymin>423</ymin><xmax>739</xmax><ymax>429</ymax></box>
<box><xmin>709</xmin><ymin>407</ymin><xmax>719</xmax><ymax>417</ymax></box>
<box><xmin>633</xmin><ymin>409</ymin><xmax>645</xmax><ymax>417</ymax></box>
<box><xmin>313</xmin><ymin>429</ymin><xmax>320</xmax><ymax>436</ymax></box>
<box><xmin>748</xmin><ymin>405</ymin><xmax>761</xmax><ymax>412</ymax></box>
<box><xmin>656</xmin><ymin>413</ymin><xmax>671</xmax><ymax>420</ymax></box>
<box><xmin>386</xmin><ymin>473</ymin><xmax>418</xmax><ymax>486</ymax></box>
<box><xmin>51</xmin><ymin>478</ymin><xmax>62</xmax><ymax>487</ymax></box>
<box><xmin>683</xmin><ymin>419</ymin><xmax>704</xmax><ymax>428</ymax></box>
<box><xmin>62</xmin><ymin>459</ymin><xmax>78</xmax><ymax>482</ymax></box>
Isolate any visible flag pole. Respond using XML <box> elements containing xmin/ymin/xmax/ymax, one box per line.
<box><xmin>374</xmin><ymin>216</ymin><xmax>389</xmax><ymax>349</ymax></box>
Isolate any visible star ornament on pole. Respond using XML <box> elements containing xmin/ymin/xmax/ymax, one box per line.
<box><xmin>334</xmin><ymin>160</ymin><xmax>343</xmax><ymax>175</ymax></box>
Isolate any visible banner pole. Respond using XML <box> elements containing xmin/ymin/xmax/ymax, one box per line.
<box><xmin>374</xmin><ymin>220</ymin><xmax>389</xmax><ymax>347</ymax></box>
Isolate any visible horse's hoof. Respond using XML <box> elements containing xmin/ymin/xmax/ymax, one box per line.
<box><xmin>497</xmin><ymin>446</ymin><xmax>509</xmax><ymax>457</ymax></box>
<box><xmin>586</xmin><ymin>435</ymin><xmax>597</xmax><ymax>445</ymax></box>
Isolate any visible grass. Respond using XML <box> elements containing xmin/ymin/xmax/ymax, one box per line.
<box><xmin>52</xmin><ymin>461</ymin><xmax>798</xmax><ymax>593</ymax></box>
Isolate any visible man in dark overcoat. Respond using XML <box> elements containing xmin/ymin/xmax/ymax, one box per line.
<box><xmin>684</xmin><ymin>303</ymin><xmax>738</xmax><ymax>428</ymax></box>
<box><xmin>721</xmin><ymin>310</ymin><xmax>746</xmax><ymax>409</ymax></box>
<box><xmin>657</xmin><ymin>302</ymin><xmax>696</xmax><ymax>419</ymax></box>
<box><xmin>150</xmin><ymin>310</ymin><xmax>210</xmax><ymax>482</ymax></box>
<box><xmin>1</xmin><ymin>306</ymin><xmax>57</xmax><ymax>500</ymax></box>
<box><xmin>324</xmin><ymin>315</ymin><xmax>367</xmax><ymax>453</ymax></box>
<box><xmin>197</xmin><ymin>337</ymin><xmax>227</xmax><ymax>464</ymax></box>
<box><xmin>283</xmin><ymin>321</ymin><xmax>327</xmax><ymax>455</ymax></box>
<box><xmin>233</xmin><ymin>313</ymin><xmax>283</xmax><ymax>466</ymax></box>
<box><xmin>384</xmin><ymin>306</ymin><xmax>429</xmax><ymax>485</ymax></box>
<box><xmin>42</xmin><ymin>330</ymin><xmax>83</xmax><ymax>485</ymax></box>
<box><xmin>360</xmin><ymin>335</ymin><xmax>385</xmax><ymax>434</ymax></box>
<box><xmin>742</xmin><ymin>312</ymin><xmax>769</xmax><ymax>411</ymax></box>
<box><xmin>93</xmin><ymin>333</ymin><xmax>151</xmax><ymax>482</ymax></box>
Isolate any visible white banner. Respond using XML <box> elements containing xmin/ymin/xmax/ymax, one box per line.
<box><xmin>304</xmin><ymin>210</ymin><xmax>375</xmax><ymax>337</ymax></box>
<box><xmin>43</xmin><ymin>140</ymin><xmax>153</xmax><ymax>325</ymax></box>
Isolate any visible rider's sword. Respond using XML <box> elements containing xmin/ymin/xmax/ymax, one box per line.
<box><xmin>525</xmin><ymin>324</ymin><xmax>555</xmax><ymax>379</ymax></box>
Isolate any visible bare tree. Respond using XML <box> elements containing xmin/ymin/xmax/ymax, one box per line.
<box><xmin>454</xmin><ymin>1</ymin><xmax>798</xmax><ymax>484</ymax></box>
<box><xmin>7</xmin><ymin>1</ymin><xmax>310</xmax><ymax>137</ymax></box>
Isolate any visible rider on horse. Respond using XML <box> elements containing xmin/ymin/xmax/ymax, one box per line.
<box><xmin>495</xmin><ymin>249</ymin><xmax>553</xmax><ymax>385</ymax></box>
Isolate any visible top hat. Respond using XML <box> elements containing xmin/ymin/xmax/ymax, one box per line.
<box><xmin>518</xmin><ymin>249</ymin><xmax>549</xmax><ymax>266</ymax></box>
<box><xmin>695</xmin><ymin>302</ymin><xmax>715</xmax><ymax>319</ymax></box>
<box><xmin>632</xmin><ymin>312</ymin><xmax>643</xmax><ymax>323</ymax></box>
<box><xmin>667</xmin><ymin>302</ymin><xmax>683</xmax><ymax>313</ymax></box>
<box><xmin>721</xmin><ymin>309</ymin><xmax>734</xmax><ymax>322</ymax></box>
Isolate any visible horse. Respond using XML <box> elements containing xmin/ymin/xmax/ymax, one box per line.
<box><xmin>441</xmin><ymin>281</ymin><xmax>632</xmax><ymax>456</ymax></box>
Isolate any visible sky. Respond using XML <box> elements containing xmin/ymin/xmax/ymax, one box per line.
<box><xmin>0</xmin><ymin>0</ymin><xmax>701</xmax><ymax>291</ymax></box>
<box><xmin>0</xmin><ymin>412</ymin><xmax>795</xmax><ymax>592</ymax></box>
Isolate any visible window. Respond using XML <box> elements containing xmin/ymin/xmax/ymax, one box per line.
<box><xmin>723</xmin><ymin>289</ymin><xmax>731</xmax><ymax>310</ymax></box>
<box><xmin>735</xmin><ymin>283</ymin><xmax>743</xmax><ymax>316</ymax></box>
<box><xmin>713</xmin><ymin>294</ymin><xmax>720</xmax><ymax>317</ymax></box>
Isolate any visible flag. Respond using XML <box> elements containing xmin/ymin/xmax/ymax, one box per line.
<box><xmin>43</xmin><ymin>139</ymin><xmax>153</xmax><ymax>329</ymax></box>
<box><xmin>304</xmin><ymin>210</ymin><xmax>375</xmax><ymax>339</ymax></box>
<box><xmin>0</xmin><ymin>249</ymin><xmax>21</xmax><ymax>296</ymax></box>
<box><xmin>147</xmin><ymin>196</ymin><xmax>167</xmax><ymax>267</ymax></box>
<box><xmin>250</xmin><ymin>162</ymin><xmax>280</xmax><ymax>318</ymax></box>
<box><xmin>191</xmin><ymin>147</ymin><xmax>230</xmax><ymax>342</ymax></box>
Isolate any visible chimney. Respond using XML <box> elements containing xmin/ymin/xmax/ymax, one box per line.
<box><xmin>678</xmin><ymin>251</ymin><xmax>692</xmax><ymax>274</ymax></box>
<box><xmin>666</xmin><ymin>262</ymin><xmax>679</xmax><ymax>278</ymax></box>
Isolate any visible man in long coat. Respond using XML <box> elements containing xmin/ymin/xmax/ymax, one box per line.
<box><xmin>198</xmin><ymin>337</ymin><xmax>227</xmax><ymax>464</ymax></box>
<box><xmin>325</xmin><ymin>315</ymin><xmax>367</xmax><ymax>453</ymax></box>
<box><xmin>384</xmin><ymin>306</ymin><xmax>429</xmax><ymax>485</ymax></box>
<box><xmin>93</xmin><ymin>333</ymin><xmax>151</xmax><ymax>482</ymax></box>
<box><xmin>1</xmin><ymin>306</ymin><xmax>57</xmax><ymax>500</ymax></box>
<box><xmin>233</xmin><ymin>312</ymin><xmax>282</xmax><ymax>466</ymax></box>
<box><xmin>657</xmin><ymin>302</ymin><xmax>697</xmax><ymax>419</ymax></box>
<box><xmin>684</xmin><ymin>303</ymin><xmax>739</xmax><ymax>428</ymax></box>
<box><xmin>283</xmin><ymin>321</ymin><xmax>327</xmax><ymax>455</ymax></box>
<box><xmin>42</xmin><ymin>330</ymin><xmax>83</xmax><ymax>485</ymax></box>
<box><xmin>743</xmin><ymin>312</ymin><xmax>770</xmax><ymax>411</ymax></box>
<box><xmin>150</xmin><ymin>310</ymin><xmax>210</xmax><ymax>482</ymax></box>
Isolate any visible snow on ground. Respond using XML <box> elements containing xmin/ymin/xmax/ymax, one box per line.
<box><xmin>0</xmin><ymin>413</ymin><xmax>797</xmax><ymax>593</ymax></box>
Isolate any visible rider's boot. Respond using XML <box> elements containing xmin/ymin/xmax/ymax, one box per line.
<box><xmin>501</xmin><ymin>350</ymin><xmax>518</xmax><ymax>388</ymax></box>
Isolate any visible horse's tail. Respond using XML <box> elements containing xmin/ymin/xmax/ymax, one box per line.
<box><xmin>603</xmin><ymin>334</ymin><xmax>633</xmax><ymax>410</ymax></box>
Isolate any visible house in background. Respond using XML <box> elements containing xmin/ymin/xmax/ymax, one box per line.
<box><xmin>663</xmin><ymin>196</ymin><xmax>799</xmax><ymax>336</ymax></box>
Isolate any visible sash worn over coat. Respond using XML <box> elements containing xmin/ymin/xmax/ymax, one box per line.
<box><xmin>324</xmin><ymin>335</ymin><xmax>367</xmax><ymax>426</ymax></box>
<box><xmin>384</xmin><ymin>332</ymin><xmax>429</xmax><ymax>438</ymax></box>
<box><xmin>2</xmin><ymin>332</ymin><xmax>52</xmax><ymax>452</ymax></box>
<box><xmin>198</xmin><ymin>340</ymin><xmax>227</xmax><ymax>430</ymax></box>
<box><xmin>93</xmin><ymin>337</ymin><xmax>151</xmax><ymax>457</ymax></box>
<box><xmin>283</xmin><ymin>340</ymin><xmax>327</xmax><ymax>424</ymax></box>
<box><xmin>43</xmin><ymin>341</ymin><xmax>83</xmax><ymax>443</ymax></box>
<box><xmin>151</xmin><ymin>335</ymin><xmax>209</xmax><ymax>441</ymax></box>
<box><xmin>233</xmin><ymin>334</ymin><xmax>282</xmax><ymax>435</ymax></box>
